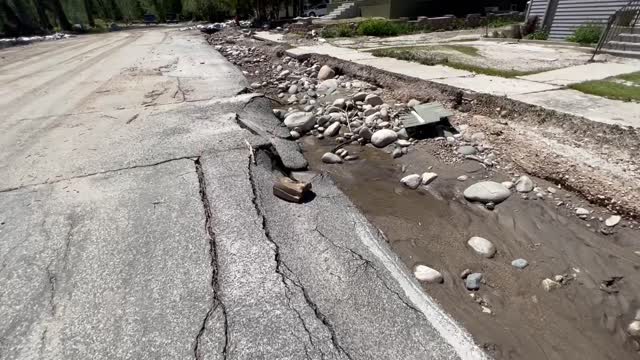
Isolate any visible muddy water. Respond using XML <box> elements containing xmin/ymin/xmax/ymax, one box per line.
<box><xmin>303</xmin><ymin>137</ymin><xmax>640</xmax><ymax>360</ymax></box>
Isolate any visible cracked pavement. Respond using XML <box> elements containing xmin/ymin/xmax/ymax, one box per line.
<box><xmin>0</xmin><ymin>28</ymin><xmax>485</xmax><ymax>359</ymax></box>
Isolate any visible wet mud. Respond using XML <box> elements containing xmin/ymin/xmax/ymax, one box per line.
<box><xmin>303</xmin><ymin>137</ymin><xmax>640</xmax><ymax>360</ymax></box>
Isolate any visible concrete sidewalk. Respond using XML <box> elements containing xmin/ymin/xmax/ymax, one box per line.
<box><xmin>285</xmin><ymin>43</ymin><xmax>640</xmax><ymax>129</ymax></box>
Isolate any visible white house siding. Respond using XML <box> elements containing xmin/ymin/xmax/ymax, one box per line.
<box><xmin>548</xmin><ymin>0</ymin><xmax>629</xmax><ymax>40</ymax></box>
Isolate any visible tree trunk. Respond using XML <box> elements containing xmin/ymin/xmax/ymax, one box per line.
<box><xmin>50</xmin><ymin>0</ymin><xmax>72</xmax><ymax>31</ymax></box>
<box><xmin>84</xmin><ymin>0</ymin><xmax>95</xmax><ymax>27</ymax></box>
<box><xmin>34</xmin><ymin>0</ymin><xmax>53</xmax><ymax>32</ymax></box>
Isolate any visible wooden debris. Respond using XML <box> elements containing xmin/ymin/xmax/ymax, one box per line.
<box><xmin>273</xmin><ymin>177</ymin><xmax>312</xmax><ymax>203</ymax></box>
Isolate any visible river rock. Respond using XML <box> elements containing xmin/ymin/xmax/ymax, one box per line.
<box><xmin>401</xmin><ymin>174</ymin><xmax>422</xmax><ymax>189</ymax></box>
<box><xmin>407</xmin><ymin>99</ymin><xmax>421</xmax><ymax>107</ymax></box>
<box><xmin>284</xmin><ymin>112</ymin><xmax>315</xmax><ymax>131</ymax></box>
<box><xmin>396</xmin><ymin>128</ymin><xmax>409</xmax><ymax>140</ymax></box>
<box><xmin>605</xmin><ymin>215</ymin><xmax>621</xmax><ymax>227</ymax></box>
<box><xmin>457</xmin><ymin>145</ymin><xmax>477</xmax><ymax>156</ymax></box>
<box><xmin>359</xmin><ymin>127</ymin><xmax>373</xmax><ymax>141</ymax></box>
<box><xmin>511</xmin><ymin>258</ymin><xmax>529</xmax><ymax>269</ymax></box>
<box><xmin>321</xmin><ymin>152</ymin><xmax>343</xmax><ymax>164</ymax></box>
<box><xmin>317</xmin><ymin>79</ymin><xmax>338</xmax><ymax>94</ymax></box>
<box><xmin>352</xmin><ymin>92</ymin><xmax>367</xmax><ymax>101</ymax></box>
<box><xmin>515</xmin><ymin>176</ymin><xmax>534</xmax><ymax>193</ymax></box>
<box><xmin>371</xmin><ymin>129</ymin><xmax>398</xmax><ymax>148</ymax></box>
<box><xmin>468</xmin><ymin>236</ymin><xmax>496</xmax><ymax>258</ymax></box>
<box><xmin>465</xmin><ymin>273</ymin><xmax>483</xmax><ymax>290</ymax></box>
<box><xmin>317</xmin><ymin>65</ymin><xmax>335</xmax><ymax>80</ymax></box>
<box><xmin>324</xmin><ymin>122</ymin><xmax>341</xmax><ymax>137</ymax></box>
<box><xmin>463</xmin><ymin>181</ymin><xmax>511</xmax><ymax>204</ymax></box>
<box><xmin>501</xmin><ymin>181</ymin><xmax>514</xmax><ymax>189</ymax></box>
<box><xmin>576</xmin><ymin>208</ymin><xmax>590</xmax><ymax>216</ymax></box>
<box><xmin>365</xmin><ymin>94</ymin><xmax>384</xmax><ymax>106</ymax></box>
<box><xmin>457</xmin><ymin>175</ymin><xmax>469</xmax><ymax>181</ymax></box>
<box><xmin>392</xmin><ymin>148</ymin><xmax>402</xmax><ymax>158</ymax></box>
<box><xmin>332</xmin><ymin>98</ymin><xmax>346</xmax><ymax>108</ymax></box>
<box><xmin>397</xmin><ymin>139</ymin><xmax>411</xmax><ymax>147</ymax></box>
<box><xmin>628</xmin><ymin>321</ymin><xmax>640</xmax><ymax>337</ymax></box>
<box><xmin>421</xmin><ymin>172</ymin><xmax>438</xmax><ymax>185</ymax></box>
<box><xmin>542</xmin><ymin>278</ymin><xmax>561</xmax><ymax>292</ymax></box>
<box><xmin>414</xmin><ymin>265</ymin><xmax>443</xmax><ymax>284</ymax></box>
<box><xmin>288</xmin><ymin>85</ymin><xmax>298</xmax><ymax>94</ymax></box>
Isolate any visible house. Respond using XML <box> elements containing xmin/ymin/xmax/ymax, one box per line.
<box><xmin>526</xmin><ymin>0</ymin><xmax>631</xmax><ymax>40</ymax></box>
<box><xmin>326</xmin><ymin>0</ymin><xmax>527</xmax><ymax>20</ymax></box>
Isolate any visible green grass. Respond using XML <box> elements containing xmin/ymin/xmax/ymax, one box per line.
<box><xmin>356</xmin><ymin>19</ymin><xmax>414</xmax><ymax>37</ymax></box>
<box><xmin>570</xmin><ymin>72</ymin><xmax>640</xmax><ymax>102</ymax></box>
<box><xmin>370</xmin><ymin>46</ymin><xmax>537</xmax><ymax>78</ymax></box>
<box><xmin>487</xmin><ymin>18</ymin><xmax>520</xmax><ymax>28</ymax></box>
<box><xmin>442</xmin><ymin>44</ymin><xmax>480</xmax><ymax>57</ymax></box>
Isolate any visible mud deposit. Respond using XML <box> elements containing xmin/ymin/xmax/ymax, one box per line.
<box><xmin>303</xmin><ymin>137</ymin><xmax>640</xmax><ymax>360</ymax></box>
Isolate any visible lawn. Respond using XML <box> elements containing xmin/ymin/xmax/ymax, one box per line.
<box><xmin>570</xmin><ymin>72</ymin><xmax>640</xmax><ymax>102</ymax></box>
<box><xmin>370</xmin><ymin>46</ymin><xmax>538</xmax><ymax>78</ymax></box>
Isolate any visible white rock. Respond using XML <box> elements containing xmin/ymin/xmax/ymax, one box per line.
<box><xmin>324</xmin><ymin>122</ymin><xmax>341</xmax><ymax>137</ymax></box>
<box><xmin>576</xmin><ymin>208</ymin><xmax>590</xmax><ymax>216</ymax></box>
<box><xmin>463</xmin><ymin>181</ymin><xmax>511</xmax><ymax>204</ymax></box>
<box><xmin>317</xmin><ymin>65</ymin><xmax>335</xmax><ymax>80</ymax></box>
<box><xmin>317</xmin><ymin>79</ymin><xmax>338</xmax><ymax>94</ymax></box>
<box><xmin>365</xmin><ymin>94</ymin><xmax>384</xmax><ymax>106</ymax></box>
<box><xmin>605</xmin><ymin>215</ymin><xmax>621</xmax><ymax>227</ymax></box>
<box><xmin>284</xmin><ymin>112</ymin><xmax>315</xmax><ymax>131</ymax></box>
<box><xmin>421</xmin><ymin>172</ymin><xmax>438</xmax><ymax>185</ymax></box>
<box><xmin>401</xmin><ymin>174</ymin><xmax>422</xmax><ymax>189</ymax></box>
<box><xmin>371</xmin><ymin>129</ymin><xmax>398</xmax><ymax>148</ymax></box>
<box><xmin>321</xmin><ymin>152</ymin><xmax>343</xmax><ymax>164</ymax></box>
<box><xmin>542</xmin><ymin>278</ymin><xmax>561</xmax><ymax>292</ymax></box>
<box><xmin>414</xmin><ymin>265</ymin><xmax>443</xmax><ymax>284</ymax></box>
<box><xmin>628</xmin><ymin>321</ymin><xmax>640</xmax><ymax>337</ymax></box>
<box><xmin>288</xmin><ymin>85</ymin><xmax>298</xmax><ymax>94</ymax></box>
<box><xmin>515</xmin><ymin>176</ymin><xmax>534</xmax><ymax>193</ymax></box>
<box><xmin>332</xmin><ymin>98</ymin><xmax>346</xmax><ymax>108</ymax></box>
<box><xmin>501</xmin><ymin>181</ymin><xmax>514</xmax><ymax>189</ymax></box>
<box><xmin>407</xmin><ymin>99</ymin><xmax>421</xmax><ymax>107</ymax></box>
<box><xmin>547</xmin><ymin>187</ymin><xmax>557</xmax><ymax>194</ymax></box>
<box><xmin>467</xmin><ymin>236</ymin><xmax>496</xmax><ymax>258</ymax></box>
<box><xmin>397</xmin><ymin>139</ymin><xmax>411</xmax><ymax>147</ymax></box>
<box><xmin>457</xmin><ymin>175</ymin><xmax>469</xmax><ymax>181</ymax></box>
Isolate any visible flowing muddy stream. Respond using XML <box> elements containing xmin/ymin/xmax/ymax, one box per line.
<box><xmin>303</xmin><ymin>136</ymin><xmax>640</xmax><ymax>360</ymax></box>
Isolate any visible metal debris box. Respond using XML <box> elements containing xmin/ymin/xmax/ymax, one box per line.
<box><xmin>401</xmin><ymin>103</ymin><xmax>453</xmax><ymax>129</ymax></box>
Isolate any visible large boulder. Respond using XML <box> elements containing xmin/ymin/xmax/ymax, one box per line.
<box><xmin>284</xmin><ymin>112</ymin><xmax>316</xmax><ymax>131</ymax></box>
<box><xmin>370</xmin><ymin>129</ymin><xmax>398</xmax><ymax>148</ymax></box>
<box><xmin>463</xmin><ymin>181</ymin><xmax>511</xmax><ymax>204</ymax></box>
<box><xmin>317</xmin><ymin>65</ymin><xmax>336</xmax><ymax>80</ymax></box>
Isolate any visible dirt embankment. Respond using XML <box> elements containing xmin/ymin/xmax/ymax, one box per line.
<box><xmin>208</xmin><ymin>29</ymin><xmax>640</xmax><ymax>359</ymax></box>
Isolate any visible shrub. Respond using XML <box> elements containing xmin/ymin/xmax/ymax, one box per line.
<box><xmin>567</xmin><ymin>23</ymin><xmax>602</xmax><ymax>44</ymax></box>
<box><xmin>527</xmin><ymin>30</ymin><xmax>549</xmax><ymax>40</ymax></box>
<box><xmin>356</xmin><ymin>19</ymin><xmax>413</xmax><ymax>37</ymax></box>
<box><xmin>321</xmin><ymin>24</ymin><xmax>355</xmax><ymax>38</ymax></box>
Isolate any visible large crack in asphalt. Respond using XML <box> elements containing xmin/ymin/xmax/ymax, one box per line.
<box><xmin>194</xmin><ymin>158</ymin><xmax>229</xmax><ymax>360</ymax></box>
<box><xmin>312</xmin><ymin>221</ymin><xmax>421</xmax><ymax>314</ymax></box>
<box><xmin>246</xmin><ymin>152</ymin><xmax>353</xmax><ymax>360</ymax></box>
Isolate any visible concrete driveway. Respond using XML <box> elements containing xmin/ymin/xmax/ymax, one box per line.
<box><xmin>0</xmin><ymin>28</ymin><xmax>484</xmax><ymax>359</ymax></box>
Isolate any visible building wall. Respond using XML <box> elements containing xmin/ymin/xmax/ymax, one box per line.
<box><xmin>526</xmin><ymin>0</ymin><xmax>550</xmax><ymax>24</ymax></box>
<box><xmin>548</xmin><ymin>0</ymin><xmax>628</xmax><ymax>40</ymax></box>
<box><xmin>359</xmin><ymin>0</ymin><xmax>392</xmax><ymax>18</ymax></box>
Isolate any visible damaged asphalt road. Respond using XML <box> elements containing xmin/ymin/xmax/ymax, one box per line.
<box><xmin>0</xmin><ymin>28</ymin><xmax>484</xmax><ymax>359</ymax></box>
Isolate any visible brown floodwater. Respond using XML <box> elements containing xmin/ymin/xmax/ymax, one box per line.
<box><xmin>302</xmin><ymin>136</ymin><xmax>640</xmax><ymax>360</ymax></box>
